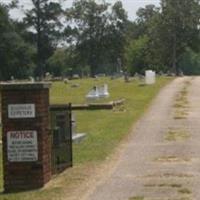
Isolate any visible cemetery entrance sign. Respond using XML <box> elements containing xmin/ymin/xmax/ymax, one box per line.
<box><xmin>0</xmin><ymin>82</ymin><xmax>52</xmax><ymax>192</ymax></box>
<box><xmin>1</xmin><ymin>82</ymin><xmax>74</xmax><ymax>192</ymax></box>
<box><xmin>8</xmin><ymin>104</ymin><xmax>35</xmax><ymax>118</ymax></box>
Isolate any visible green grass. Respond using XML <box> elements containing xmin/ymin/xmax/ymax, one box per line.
<box><xmin>144</xmin><ymin>182</ymin><xmax>182</xmax><ymax>188</ymax></box>
<box><xmin>154</xmin><ymin>156</ymin><xmax>190</xmax><ymax>163</ymax></box>
<box><xmin>165</xmin><ymin>129</ymin><xmax>190</xmax><ymax>141</ymax></box>
<box><xmin>0</xmin><ymin>77</ymin><xmax>172</xmax><ymax>200</ymax></box>
<box><xmin>178</xmin><ymin>188</ymin><xmax>192</xmax><ymax>194</ymax></box>
<box><xmin>173</xmin><ymin>79</ymin><xmax>190</xmax><ymax>120</ymax></box>
<box><xmin>129</xmin><ymin>196</ymin><xmax>144</xmax><ymax>200</ymax></box>
<box><xmin>49</xmin><ymin>77</ymin><xmax>172</xmax><ymax>164</ymax></box>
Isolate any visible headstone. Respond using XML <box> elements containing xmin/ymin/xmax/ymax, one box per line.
<box><xmin>71</xmin><ymin>113</ymin><xmax>76</xmax><ymax>136</ymax></box>
<box><xmin>45</xmin><ymin>72</ymin><xmax>52</xmax><ymax>81</ymax></box>
<box><xmin>158</xmin><ymin>71</ymin><xmax>164</xmax><ymax>76</ymax></box>
<box><xmin>98</xmin><ymin>84</ymin><xmax>109</xmax><ymax>98</ymax></box>
<box><xmin>86</xmin><ymin>86</ymin><xmax>99</xmax><ymax>100</ymax></box>
<box><xmin>134</xmin><ymin>72</ymin><xmax>139</xmax><ymax>78</ymax></box>
<box><xmin>63</xmin><ymin>78</ymin><xmax>69</xmax><ymax>84</ymax></box>
<box><xmin>71</xmin><ymin>113</ymin><xmax>86</xmax><ymax>143</ymax></box>
<box><xmin>117</xmin><ymin>58</ymin><xmax>122</xmax><ymax>73</ymax></box>
<box><xmin>29</xmin><ymin>76</ymin><xmax>35</xmax><ymax>83</ymax></box>
<box><xmin>72</xmin><ymin>74</ymin><xmax>80</xmax><ymax>79</ymax></box>
<box><xmin>0</xmin><ymin>82</ymin><xmax>52</xmax><ymax>192</ymax></box>
<box><xmin>110</xmin><ymin>73</ymin><xmax>123</xmax><ymax>80</ymax></box>
<box><xmin>86</xmin><ymin>85</ymin><xmax>109</xmax><ymax>99</ymax></box>
<box><xmin>71</xmin><ymin>83</ymin><xmax>80</xmax><ymax>88</ymax></box>
<box><xmin>145</xmin><ymin>70</ymin><xmax>156</xmax><ymax>85</ymax></box>
<box><xmin>124</xmin><ymin>71</ymin><xmax>129</xmax><ymax>82</ymax></box>
<box><xmin>95</xmin><ymin>73</ymin><xmax>106</xmax><ymax>78</ymax></box>
<box><xmin>10</xmin><ymin>76</ymin><xmax>14</xmax><ymax>82</ymax></box>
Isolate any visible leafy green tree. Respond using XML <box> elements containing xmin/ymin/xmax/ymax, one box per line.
<box><xmin>66</xmin><ymin>0</ymin><xmax>127</xmax><ymax>76</ymax></box>
<box><xmin>156</xmin><ymin>0</ymin><xmax>200</xmax><ymax>74</ymax></box>
<box><xmin>46</xmin><ymin>48</ymin><xmax>67</xmax><ymax>76</ymax></box>
<box><xmin>179</xmin><ymin>48</ymin><xmax>200</xmax><ymax>75</ymax></box>
<box><xmin>125</xmin><ymin>4</ymin><xmax>165</xmax><ymax>72</ymax></box>
<box><xmin>135</xmin><ymin>4</ymin><xmax>159</xmax><ymax>37</ymax></box>
<box><xmin>127</xmin><ymin>1</ymin><xmax>200</xmax><ymax>75</ymax></box>
<box><xmin>47</xmin><ymin>47</ymin><xmax>81</xmax><ymax>77</ymax></box>
<box><xmin>23</xmin><ymin>0</ymin><xmax>64</xmax><ymax>78</ymax></box>
<box><xmin>0</xmin><ymin>3</ymin><xmax>34</xmax><ymax>80</ymax></box>
<box><xmin>125</xmin><ymin>35</ymin><xmax>150</xmax><ymax>74</ymax></box>
<box><xmin>66</xmin><ymin>0</ymin><xmax>109</xmax><ymax>76</ymax></box>
<box><xmin>126</xmin><ymin>4</ymin><xmax>159</xmax><ymax>43</ymax></box>
<box><xmin>105</xmin><ymin>1</ymin><xmax>128</xmax><ymax>72</ymax></box>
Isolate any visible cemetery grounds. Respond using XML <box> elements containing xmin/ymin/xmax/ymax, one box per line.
<box><xmin>0</xmin><ymin>77</ymin><xmax>172</xmax><ymax>200</ymax></box>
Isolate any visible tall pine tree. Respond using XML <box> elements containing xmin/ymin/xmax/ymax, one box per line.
<box><xmin>24</xmin><ymin>0</ymin><xmax>63</xmax><ymax>78</ymax></box>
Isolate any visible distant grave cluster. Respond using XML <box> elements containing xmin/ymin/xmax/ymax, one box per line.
<box><xmin>86</xmin><ymin>84</ymin><xmax>109</xmax><ymax>100</ymax></box>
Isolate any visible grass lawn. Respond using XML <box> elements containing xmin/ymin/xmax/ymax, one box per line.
<box><xmin>0</xmin><ymin>76</ymin><xmax>173</xmax><ymax>200</ymax></box>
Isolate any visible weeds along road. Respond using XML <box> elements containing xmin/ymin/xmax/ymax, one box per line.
<box><xmin>83</xmin><ymin>76</ymin><xmax>200</xmax><ymax>200</ymax></box>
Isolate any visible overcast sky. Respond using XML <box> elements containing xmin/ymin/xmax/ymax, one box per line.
<box><xmin>109</xmin><ymin>0</ymin><xmax>160</xmax><ymax>20</ymax></box>
<box><xmin>1</xmin><ymin>0</ymin><xmax>161</xmax><ymax>21</ymax></box>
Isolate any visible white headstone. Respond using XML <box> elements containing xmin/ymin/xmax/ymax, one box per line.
<box><xmin>86</xmin><ymin>86</ymin><xmax>99</xmax><ymax>99</ymax></box>
<box><xmin>145</xmin><ymin>70</ymin><xmax>156</xmax><ymax>85</ymax></box>
<box><xmin>86</xmin><ymin>84</ymin><xmax>109</xmax><ymax>99</ymax></box>
<box><xmin>98</xmin><ymin>84</ymin><xmax>109</xmax><ymax>98</ymax></box>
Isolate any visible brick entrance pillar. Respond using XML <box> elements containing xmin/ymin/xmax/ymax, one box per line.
<box><xmin>0</xmin><ymin>82</ymin><xmax>52</xmax><ymax>192</ymax></box>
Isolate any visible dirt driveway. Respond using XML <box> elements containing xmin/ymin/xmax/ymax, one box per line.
<box><xmin>82</xmin><ymin>77</ymin><xmax>200</xmax><ymax>200</ymax></box>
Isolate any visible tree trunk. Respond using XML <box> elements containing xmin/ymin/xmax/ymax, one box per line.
<box><xmin>89</xmin><ymin>50</ymin><xmax>97</xmax><ymax>77</ymax></box>
<box><xmin>90</xmin><ymin>61</ymin><xmax>96</xmax><ymax>77</ymax></box>
<box><xmin>35</xmin><ymin>0</ymin><xmax>44</xmax><ymax>79</ymax></box>
<box><xmin>172</xmin><ymin>33</ymin><xmax>178</xmax><ymax>75</ymax></box>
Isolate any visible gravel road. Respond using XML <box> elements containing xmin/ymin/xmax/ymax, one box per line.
<box><xmin>84</xmin><ymin>77</ymin><xmax>200</xmax><ymax>200</ymax></box>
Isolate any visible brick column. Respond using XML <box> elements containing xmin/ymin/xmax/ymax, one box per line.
<box><xmin>0</xmin><ymin>82</ymin><xmax>52</xmax><ymax>192</ymax></box>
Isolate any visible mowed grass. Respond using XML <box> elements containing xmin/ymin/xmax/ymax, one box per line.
<box><xmin>50</xmin><ymin>77</ymin><xmax>172</xmax><ymax>164</ymax></box>
<box><xmin>0</xmin><ymin>76</ymin><xmax>173</xmax><ymax>200</ymax></box>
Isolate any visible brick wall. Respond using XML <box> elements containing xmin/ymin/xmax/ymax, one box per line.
<box><xmin>0</xmin><ymin>83</ymin><xmax>52</xmax><ymax>192</ymax></box>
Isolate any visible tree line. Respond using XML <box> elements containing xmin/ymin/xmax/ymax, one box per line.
<box><xmin>0</xmin><ymin>0</ymin><xmax>200</xmax><ymax>80</ymax></box>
